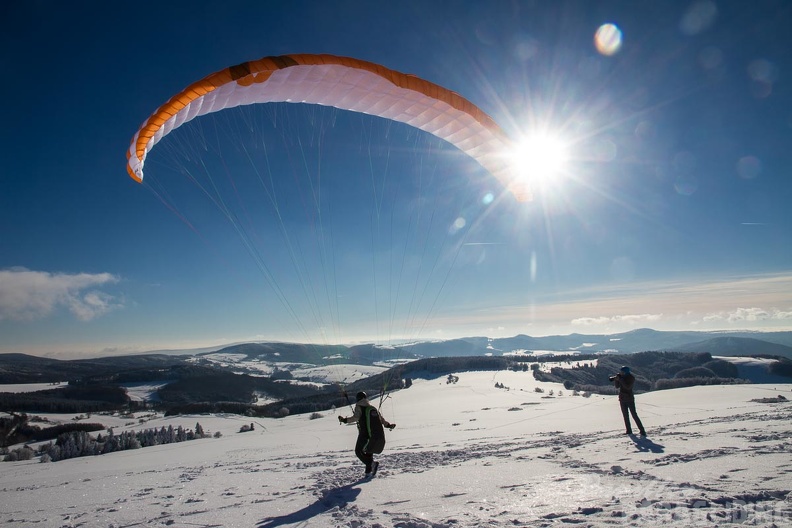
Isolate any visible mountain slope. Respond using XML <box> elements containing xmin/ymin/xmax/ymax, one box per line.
<box><xmin>672</xmin><ymin>336</ymin><xmax>792</xmax><ymax>359</ymax></box>
<box><xmin>491</xmin><ymin>329</ymin><xmax>792</xmax><ymax>356</ymax></box>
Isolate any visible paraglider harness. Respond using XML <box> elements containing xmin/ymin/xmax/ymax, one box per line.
<box><xmin>340</xmin><ymin>390</ymin><xmax>388</xmax><ymax>454</ymax></box>
<box><xmin>361</xmin><ymin>405</ymin><xmax>386</xmax><ymax>455</ymax></box>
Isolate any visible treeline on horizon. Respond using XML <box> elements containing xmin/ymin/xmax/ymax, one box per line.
<box><xmin>532</xmin><ymin>351</ymin><xmax>792</xmax><ymax>392</ymax></box>
<box><xmin>0</xmin><ymin>385</ymin><xmax>132</xmax><ymax>414</ymax></box>
<box><xmin>3</xmin><ymin>419</ymin><xmax>209</xmax><ymax>463</ymax></box>
<box><xmin>1</xmin><ymin>352</ymin><xmax>790</xmax><ymax>420</ymax></box>
<box><xmin>0</xmin><ymin>412</ymin><xmax>106</xmax><ymax>448</ymax></box>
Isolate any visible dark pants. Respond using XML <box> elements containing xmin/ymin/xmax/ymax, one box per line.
<box><xmin>354</xmin><ymin>435</ymin><xmax>373</xmax><ymax>472</ymax></box>
<box><xmin>620</xmin><ymin>400</ymin><xmax>645</xmax><ymax>434</ymax></box>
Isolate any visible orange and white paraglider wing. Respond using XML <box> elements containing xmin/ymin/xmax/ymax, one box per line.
<box><xmin>127</xmin><ymin>54</ymin><xmax>528</xmax><ymax>200</ymax></box>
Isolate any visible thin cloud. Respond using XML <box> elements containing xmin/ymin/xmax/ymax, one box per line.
<box><xmin>432</xmin><ymin>272</ymin><xmax>792</xmax><ymax>336</ymax></box>
<box><xmin>728</xmin><ymin>307</ymin><xmax>769</xmax><ymax>322</ymax></box>
<box><xmin>774</xmin><ymin>310</ymin><xmax>792</xmax><ymax>320</ymax></box>
<box><xmin>571</xmin><ymin>314</ymin><xmax>663</xmax><ymax>327</ymax></box>
<box><xmin>704</xmin><ymin>307</ymin><xmax>792</xmax><ymax>324</ymax></box>
<box><xmin>0</xmin><ymin>268</ymin><xmax>122</xmax><ymax>322</ymax></box>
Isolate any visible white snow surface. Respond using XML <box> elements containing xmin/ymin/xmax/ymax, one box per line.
<box><xmin>290</xmin><ymin>364</ymin><xmax>387</xmax><ymax>384</ymax></box>
<box><xmin>2</xmin><ymin>371</ymin><xmax>791</xmax><ymax>527</ymax></box>
<box><xmin>121</xmin><ymin>382</ymin><xmax>171</xmax><ymax>402</ymax></box>
<box><xmin>0</xmin><ymin>382</ymin><xmax>68</xmax><ymax>393</ymax></box>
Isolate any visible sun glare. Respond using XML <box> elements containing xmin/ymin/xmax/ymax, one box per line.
<box><xmin>509</xmin><ymin>133</ymin><xmax>570</xmax><ymax>189</ymax></box>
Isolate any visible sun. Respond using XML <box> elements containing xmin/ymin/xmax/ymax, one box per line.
<box><xmin>508</xmin><ymin>132</ymin><xmax>570</xmax><ymax>190</ymax></box>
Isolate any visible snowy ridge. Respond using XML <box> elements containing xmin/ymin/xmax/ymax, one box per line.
<box><xmin>2</xmin><ymin>371</ymin><xmax>791</xmax><ymax>527</ymax></box>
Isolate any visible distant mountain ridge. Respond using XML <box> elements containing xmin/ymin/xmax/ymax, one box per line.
<box><xmin>485</xmin><ymin>328</ymin><xmax>792</xmax><ymax>358</ymax></box>
<box><xmin>0</xmin><ymin>353</ymin><xmax>190</xmax><ymax>384</ymax></box>
<box><xmin>386</xmin><ymin>329</ymin><xmax>792</xmax><ymax>360</ymax></box>
<box><xmin>672</xmin><ymin>336</ymin><xmax>792</xmax><ymax>358</ymax></box>
<box><xmin>2</xmin><ymin>329</ymin><xmax>791</xmax><ymax>385</ymax></box>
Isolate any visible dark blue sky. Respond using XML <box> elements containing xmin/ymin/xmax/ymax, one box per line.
<box><xmin>1</xmin><ymin>1</ymin><xmax>791</xmax><ymax>356</ymax></box>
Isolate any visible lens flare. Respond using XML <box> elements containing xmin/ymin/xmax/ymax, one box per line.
<box><xmin>594</xmin><ymin>23</ymin><xmax>623</xmax><ymax>56</ymax></box>
<box><xmin>450</xmin><ymin>217</ymin><xmax>467</xmax><ymax>235</ymax></box>
<box><xmin>679</xmin><ymin>0</ymin><xmax>718</xmax><ymax>36</ymax></box>
<box><xmin>737</xmin><ymin>156</ymin><xmax>762</xmax><ymax>179</ymax></box>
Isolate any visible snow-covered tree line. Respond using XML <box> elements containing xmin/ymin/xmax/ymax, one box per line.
<box><xmin>36</xmin><ymin>422</ymin><xmax>207</xmax><ymax>463</ymax></box>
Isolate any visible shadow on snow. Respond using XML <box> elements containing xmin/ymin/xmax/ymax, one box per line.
<box><xmin>257</xmin><ymin>480</ymin><xmax>365</xmax><ymax>527</ymax></box>
<box><xmin>630</xmin><ymin>435</ymin><xmax>665</xmax><ymax>453</ymax></box>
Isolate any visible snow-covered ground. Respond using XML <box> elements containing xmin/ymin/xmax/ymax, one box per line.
<box><xmin>0</xmin><ymin>382</ymin><xmax>68</xmax><ymax>393</ymax></box>
<box><xmin>289</xmin><ymin>364</ymin><xmax>387</xmax><ymax>384</ymax></box>
<box><xmin>121</xmin><ymin>381</ymin><xmax>171</xmax><ymax>402</ymax></box>
<box><xmin>2</xmin><ymin>371</ymin><xmax>791</xmax><ymax>527</ymax></box>
<box><xmin>191</xmin><ymin>352</ymin><xmax>390</xmax><ymax>386</ymax></box>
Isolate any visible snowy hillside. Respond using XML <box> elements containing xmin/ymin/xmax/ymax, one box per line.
<box><xmin>2</xmin><ymin>371</ymin><xmax>791</xmax><ymax>527</ymax></box>
<box><xmin>717</xmin><ymin>356</ymin><xmax>792</xmax><ymax>385</ymax></box>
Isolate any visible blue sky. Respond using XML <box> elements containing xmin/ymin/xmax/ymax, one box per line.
<box><xmin>1</xmin><ymin>1</ymin><xmax>791</xmax><ymax>357</ymax></box>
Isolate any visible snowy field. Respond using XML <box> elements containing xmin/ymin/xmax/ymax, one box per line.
<box><xmin>2</xmin><ymin>371</ymin><xmax>791</xmax><ymax>527</ymax></box>
<box><xmin>190</xmin><ymin>352</ymin><xmax>390</xmax><ymax>385</ymax></box>
<box><xmin>121</xmin><ymin>382</ymin><xmax>171</xmax><ymax>402</ymax></box>
<box><xmin>289</xmin><ymin>364</ymin><xmax>387</xmax><ymax>384</ymax></box>
<box><xmin>0</xmin><ymin>382</ymin><xmax>68</xmax><ymax>393</ymax></box>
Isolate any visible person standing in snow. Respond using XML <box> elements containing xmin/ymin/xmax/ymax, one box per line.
<box><xmin>339</xmin><ymin>391</ymin><xmax>395</xmax><ymax>477</ymax></box>
<box><xmin>611</xmin><ymin>366</ymin><xmax>647</xmax><ymax>437</ymax></box>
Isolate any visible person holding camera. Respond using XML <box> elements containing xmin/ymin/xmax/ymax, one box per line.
<box><xmin>339</xmin><ymin>391</ymin><xmax>396</xmax><ymax>477</ymax></box>
<box><xmin>610</xmin><ymin>366</ymin><xmax>646</xmax><ymax>437</ymax></box>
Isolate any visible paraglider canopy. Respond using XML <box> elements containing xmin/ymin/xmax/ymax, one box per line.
<box><xmin>127</xmin><ymin>53</ymin><xmax>532</xmax><ymax>201</ymax></box>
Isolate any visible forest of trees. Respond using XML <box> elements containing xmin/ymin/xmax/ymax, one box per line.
<box><xmin>0</xmin><ymin>412</ymin><xmax>107</xmax><ymax>448</ymax></box>
<box><xmin>530</xmin><ymin>351</ymin><xmax>747</xmax><ymax>394</ymax></box>
<box><xmin>3</xmin><ymin>422</ymin><xmax>209</xmax><ymax>463</ymax></box>
<box><xmin>0</xmin><ymin>385</ymin><xmax>131</xmax><ymax>413</ymax></box>
<box><xmin>769</xmin><ymin>358</ymin><xmax>792</xmax><ymax>377</ymax></box>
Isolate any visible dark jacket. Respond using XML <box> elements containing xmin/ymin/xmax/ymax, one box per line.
<box><xmin>342</xmin><ymin>398</ymin><xmax>393</xmax><ymax>455</ymax></box>
<box><xmin>614</xmin><ymin>373</ymin><xmax>636</xmax><ymax>402</ymax></box>
<box><xmin>343</xmin><ymin>398</ymin><xmax>392</xmax><ymax>437</ymax></box>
